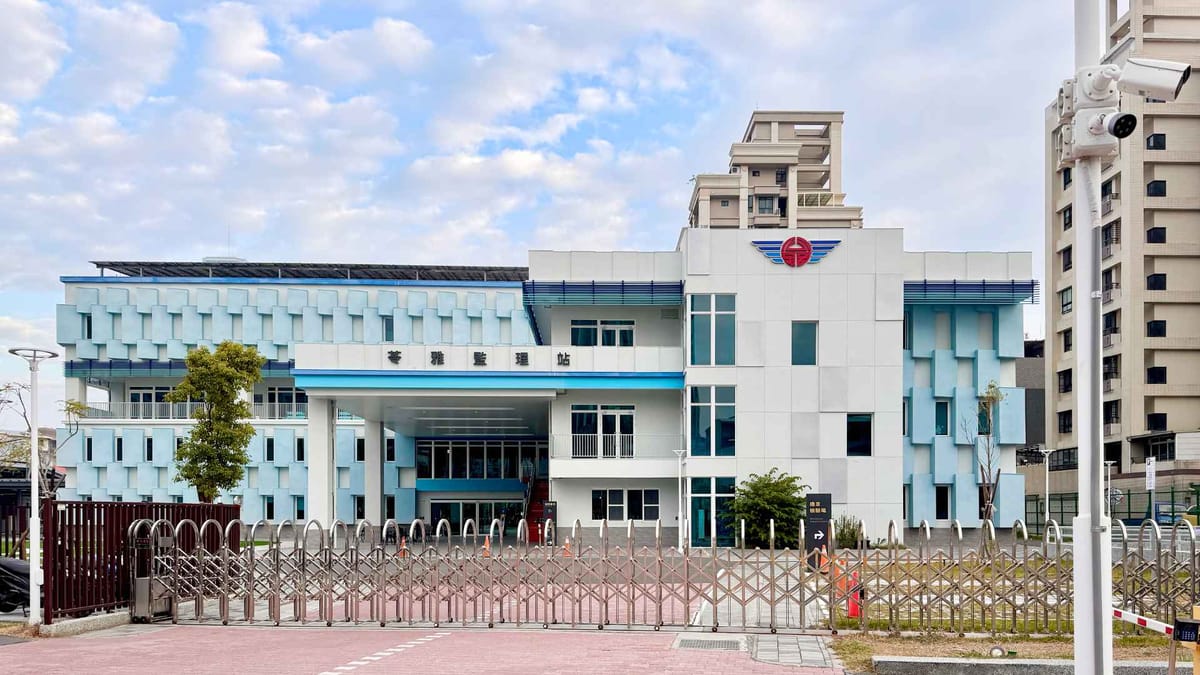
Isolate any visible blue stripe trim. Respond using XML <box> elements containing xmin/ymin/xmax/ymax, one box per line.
<box><xmin>60</xmin><ymin>276</ymin><xmax>523</xmax><ymax>288</ymax></box>
<box><xmin>416</xmin><ymin>479</ymin><xmax>526</xmax><ymax>492</ymax></box>
<box><xmin>292</xmin><ymin>369</ymin><xmax>682</xmax><ymax>377</ymax></box>
<box><xmin>294</xmin><ymin>370</ymin><xmax>684</xmax><ymax>390</ymax></box>
<box><xmin>904</xmin><ymin>280</ymin><xmax>1039</xmax><ymax>305</ymax></box>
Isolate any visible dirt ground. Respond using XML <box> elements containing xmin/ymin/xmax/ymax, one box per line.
<box><xmin>830</xmin><ymin>633</ymin><xmax>1188</xmax><ymax>672</ymax></box>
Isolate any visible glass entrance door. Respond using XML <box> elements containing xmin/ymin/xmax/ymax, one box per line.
<box><xmin>601</xmin><ymin>409</ymin><xmax>634</xmax><ymax>458</ymax></box>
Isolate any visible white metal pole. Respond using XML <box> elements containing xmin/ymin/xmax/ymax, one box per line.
<box><xmin>676</xmin><ymin>451</ymin><xmax>684</xmax><ymax>551</ymax></box>
<box><xmin>28</xmin><ymin>358</ymin><xmax>41</xmax><ymax>627</ymax></box>
<box><xmin>1045</xmin><ymin>452</ymin><xmax>1051</xmax><ymax>525</ymax></box>
<box><xmin>1073</xmin><ymin>2</ymin><xmax>1114</xmax><ymax>672</ymax></box>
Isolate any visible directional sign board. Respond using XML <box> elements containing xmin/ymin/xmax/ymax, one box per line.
<box><xmin>1146</xmin><ymin>457</ymin><xmax>1157</xmax><ymax>491</ymax></box>
<box><xmin>804</xmin><ymin>493</ymin><xmax>832</xmax><ymax>555</ymax></box>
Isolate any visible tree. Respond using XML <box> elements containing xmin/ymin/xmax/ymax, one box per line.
<box><xmin>725</xmin><ymin>468</ymin><xmax>810</xmax><ymax>549</ymax></box>
<box><xmin>961</xmin><ymin>380</ymin><xmax>1007</xmax><ymax>526</ymax></box>
<box><xmin>166</xmin><ymin>342</ymin><xmax>265</xmax><ymax>502</ymax></box>
<box><xmin>0</xmin><ymin>382</ymin><xmax>85</xmax><ymax>495</ymax></box>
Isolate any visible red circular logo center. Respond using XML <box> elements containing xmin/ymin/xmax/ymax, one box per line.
<box><xmin>780</xmin><ymin>236</ymin><xmax>813</xmax><ymax>267</ymax></box>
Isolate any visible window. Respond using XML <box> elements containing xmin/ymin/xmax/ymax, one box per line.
<box><xmin>1062</xmin><ymin>328</ymin><xmax>1073</xmax><ymax>352</ymax></box>
<box><xmin>1059</xmin><ymin>287</ymin><xmax>1073</xmax><ymax>314</ymax></box>
<box><xmin>600</xmin><ymin>320</ymin><xmax>634</xmax><ymax>346</ymax></box>
<box><xmin>935</xmin><ymin>486</ymin><xmax>951</xmax><ymax>520</ymax></box>
<box><xmin>751</xmin><ymin>170</ymin><xmax>760</xmax><ymax>176</ymax></box>
<box><xmin>1058</xmin><ymin>410</ymin><xmax>1073</xmax><ymax>434</ymax></box>
<box><xmin>115</xmin><ymin>437</ymin><xmax>123</xmax><ymax>462</ymax></box>
<box><xmin>111</xmin><ymin>496</ymin><xmax>122</xmax><ymax>503</ymax></box>
<box><xmin>607</xmin><ymin>490</ymin><xmax>623</xmax><ymax>520</ymax></box>
<box><xmin>903</xmin><ymin>312</ymin><xmax>911</xmax><ymax>350</ymax></box>
<box><xmin>1062</xmin><ymin>205</ymin><xmax>1073</xmax><ymax>231</ymax></box>
<box><xmin>1103</xmin><ymin>355</ymin><xmax>1121</xmax><ymax>380</ymax></box>
<box><xmin>1101</xmin><ymin>222</ymin><xmax>1120</xmax><ymax>246</ymax></box>
<box><xmin>775</xmin><ymin>168</ymin><xmax>786</xmax><ymax>185</ymax></box>
<box><xmin>295</xmin><ymin>438</ymin><xmax>305</xmax><ymax>462</ymax></box>
<box><xmin>977</xmin><ymin>401</ymin><xmax>992</xmax><ymax>436</ymax></box>
<box><xmin>352</xmin><ymin>495</ymin><xmax>365</xmax><ymax>520</ymax></box>
<box><xmin>1147</xmin><ymin>366</ymin><xmax>1167</xmax><ymax>384</ymax></box>
<box><xmin>385</xmin><ymin>495</ymin><xmax>395</xmax><ymax>520</ymax></box>
<box><xmin>1147</xmin><ymin>133</ymin><xmax>1166</xmax><ymax>150</ymax></box>
<box><xmin>1062</xmin><ymin>167</ymin><xmax>1072</xmax><ymax>189</ymax></box>
<box><xmin>1101</xmin><ymin>179</ymin><xmax>1113</xmax><ymax>198</ymax></box>
<box><xmin>145</xmin><ymin>438</ymin><xmax>153</xmax><ymax>462</ymax></box>
<box><xmin>1148</xmin><ymin>435</ymin><xmax>1175</xmax><ymax>460</ymax></box>
<box><xmin>902</xmin><ymin>400</ymin><xmax>909</xmax><ymax>436</ymax></box>
<box><xmin>1147</xmin><ymin>227</ymin><xmax>1167</xmax><ymax>243</ymax></box>
<box><xmin>571</xmin><ymin>319</ymin><xmax>598</xmax><ymax>346</ymax></box>
<box><xmin>1147</xmin><ymin>413</ymin><xmax>1168</xmax><ymax>432</ymax></box>
<box><xmin>85</xmin><ymin>437</ymin><xmax>93</xmax><ymax>462</ymax></box>
<box><xmin>1147</xmin><ymin>320</ymin><xmax>1167</xmax><ymax>337</ymax></box>
<box><xmin>265</xmin><ymin>438</ymin><xmax>274</xmax><ymax>462</ymax></box>
<box><xmin>690</xmin><ymin>294</ymin><xmax>735</xmax><ymax>365</ymax></box>
<box><xmin>720</xmin><ymin>199</ymin><xmax>729</xmax><ymax>207</ymax></box>
<box><xmin>791</xmin><ymin>321</ymin><xmax>817</xmax><ymax>365</ymax></box>
<box><xmin>1104</xmin><ymin>400</ymin><xmax>1120</xmax><ymax>424</ymax></box>
<box><xmin>1061</xmin><ymin>246</ymin><xmax>1073</xmax><ymax>272</ymax></box>
<box><xmin>175</xmin><ymin>437</ymin><xmax>182</xmax><ymax>458</ymax></box>
<box><xmin>140</xmin><ymin>495</ymin><xmax>152</xmax><ymax>503</ymax></box>
<box><xmin>385</xmin><ymin>438</ymin><xmax>395</xmax><ymax>462</ymax></box>
<box><xmin>935</xmin><ymin>400</ymin><xmax>950</xmax><ymax>436</ymax></box>
<box><xmin>355</xmin><ymin>437</ymin><xmax>365</xmax><ymax>462</ymax></box>
<box><xmin>81</xmin><ymin>314</ymin><xmax>92</xmax><ymax>340</ymax></box>
<box><xmin>263</xmin><ymin>496</ymin><xmax>275</xmax><ymax>520</ymax></box>
<box><xmin>294</xmin><ymin>496</ymin><xmax>305</xmax><ymax>521</ymax></box>
<box><xmin>1103</xmin><ymin>311</ymin><xmax>1119</xmax><ymax>334</ymax></box>
<box><xmin>1058</xmin><ymin>369</ymin><xmax>1073</xmax><ymax>394</ymax></box>
<box><xmin>382</xmin><ymin>315</ymin><xmax>394</xmax><ymax>342</ymax></box>
<box><xmin>690</xmin><ymin>386</ymin><xmax>735</xmax><ymax>457</ymax></box>
<box><xmin>757</xmin><ymin>195</ymin><xmax>774</xmax><ymax>214</ymax></box>
<box><xmin>589</xmin><ymin>489</ymin><xmax>659</xmax><ymax>521</ymax></box>
<box><xmin>1050</xmin><ymin>448</ymin><xmax>1078</xmax><ymax>471</ymax></box>
<box><xmin>1147</xmin><ymin>180</ymin><xmax>1167</xmax><ymax>197</ymax></box>
<box><xmin>846</xmin><ymin>414</ymin><xmax>872</xmax><ymax>456</ymax></box>
<box><xmin>1147</xmin><ymin>273</ymin><xmax>1167</xmax><ymax>291</ymax></box>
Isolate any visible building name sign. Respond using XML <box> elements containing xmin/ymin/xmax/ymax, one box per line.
<box><xmin>383</xmin><ymin>348</ymin><xmax>572</xmax><ymax>368</ymax></box>
<box><xmin>752</xmin><ymin>237</ymin><xmax>840</xmax><ymax>267</ymax></box>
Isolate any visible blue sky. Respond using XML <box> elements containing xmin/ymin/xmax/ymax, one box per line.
<box><xmin>0</xmin><ymin>0</ymin><xmax>1073</xmax><ymax>426</ymax></box>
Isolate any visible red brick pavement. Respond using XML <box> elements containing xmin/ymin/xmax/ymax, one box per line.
<box><xmin>0</xmin><ymin>624</ymin><xmax>843</xmax><ymax>674</ymax></box>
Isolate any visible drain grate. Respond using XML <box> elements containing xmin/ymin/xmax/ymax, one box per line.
<box><xmin>677</xmin><ymin>639</ymin><xmax>742</xmax><ymax>651</ymax></box>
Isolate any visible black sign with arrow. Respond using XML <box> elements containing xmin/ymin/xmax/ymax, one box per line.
<box><xmin>804</xmin><ymin>493</ymin><xmax>832</xmax><ymax>554</ymax></box>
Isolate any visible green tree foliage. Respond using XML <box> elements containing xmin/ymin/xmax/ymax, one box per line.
<box><xmin>834</xmin><ymin>513</ymin><xmax>863</xmax><ymax>549</ymax></box>
<box><xmin>725</xmin><ymin>468</ymin><xmax>810</xmax><ymax>549</ymax></box>
<box><xmin>165</xmin><ymin>342</ymin><xmax>265</xmax><ymax>502</ymax></box>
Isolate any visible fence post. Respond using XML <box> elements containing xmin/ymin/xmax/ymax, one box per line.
<box><xmin>41</xmin><ymin>498</ymin><xmax>53</xmax><ymax>625</ymax></box>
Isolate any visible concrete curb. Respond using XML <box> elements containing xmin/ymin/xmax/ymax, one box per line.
<box><xmin>38</xmin><ymin>612</ymin><xmax>130</xmax><ymax>638</ymax></box>
<box><xmin>873</xmin><ymin>656</ymin><xmax>1171</xmax><ymax>675</ymax></box>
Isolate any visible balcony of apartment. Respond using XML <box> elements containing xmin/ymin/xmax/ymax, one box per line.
<box><xmin>548</xmin><ymin>433</ymin><xmax>682</xmax><ymax>479</ymax></box>
<box><xmin>1146</xmin><ymin>336</ymin><xmax>1200</xmax><ymax>350</ymax></box>
<box><xmin>81</xmin><ymin>401</ymin><xmax>308</xmax><ymax>422</ymax></box>
<box><xmin>728</xmin><ymin>142</ymin><xmax>805</xmax><ymax>166</ymax></box>
<box><xmin>1145</xmin><ymin>242</ymin><xmax>1200</xmax><ymax>257</ymax></box>
<box><xmin>1145</xmin><ymin>384</ymin><xmax>1200</xmax><ymax>398</ymax></box>
<box><xmin>1103</xmin><ymin>376</ymin><xmax>1121</xmax><ymax>397</ymax></box>
<box><xmin>1102</xmin><ymin>282</ymin><xmax>1121</xmax><ymax>305</ymax></box>
<box><xmin>1101</xmin><ymin>193</ymin><xmax>1120</xmax><ymax>218</ymax></box>
<box><xmin>1101</xmin><ymin>240</ymin><xmax>1121</xmax><ymax>261</ymax></box>
<box><xmin>1103</xmin><ymin>329</ymin><xmax>1122</xmax><ymax>352</ymax></box>
<box><xmin>1104</xmin><ymin>421</ymin><xmax>1122</xmax><ymax>439</ymax></box>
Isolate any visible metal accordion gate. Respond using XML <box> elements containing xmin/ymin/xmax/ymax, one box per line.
<box><xmin>127</xmin><ymin>516</ymin><xmax>1197</xmax><ymax>634</ymax></box>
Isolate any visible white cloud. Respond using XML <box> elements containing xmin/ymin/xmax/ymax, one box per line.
<box><xmin>0</xmin><ymin>0</ymin><xmax>69</xmax><ymax>101</ymax></box>
<box><xmin>192</xmin><ymin>2</ymin><xmax>281</xmax><ymax>75</ymax></box>
<box><xmin>59</xmin><ymin>2</ymin><xmax>180</xmax><ymax>110</ymax></box>
<box><xmin>289</xmin><ymin>18</ymin><xmax>433</xmax><ymax>83</ymax></box>
<box><xmin>575</xmin><ymin>87</ymin><xmax>632</xmax><ymax>113</ymax></box>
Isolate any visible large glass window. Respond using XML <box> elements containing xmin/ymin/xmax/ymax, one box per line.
<box><xmin>1147</xmin><ymin>180</ymin><xmax>1167</xmax><ymax>197</ymax></box>
<box><xmin>416</xmin><ymin>439</ymin><xmax>546</xmax><ymax>480</ymax></box>
<box><xmin>571</xmin><ymin>320</ymin><xmax>598</xmax><ymax>346</ymax></box>
<box><xmin>600</xmin><ymin>320</ymin><xmax>635</xmax><ymax>346</ymax></box>
<box><xmin>846</xmin><ymin>414</ymin><xmax>872</xmax><ymax>456</ymax></box>
<box><xmin>690</xmin><ymin>477</ymin><xmax>736</xmax><ymax>547</ymax></box>
<box><xmin>1147</xmin><ymin>273</ymin><xmax>1167</xmax><ymax>291</ymax></box>
<box><xmin>1147</xmin><ymin>133</ymin><xmax>1166</xmax><ymax>150</ymax></box>
<box><xmin>1147</xmin><ymin>320</ymin><xmax>1167</xmax><ymax>337</ymax></box>
<box><xmin>1059</xmin><ymin>287</ymin><xmax>1073</xmax><ymax>314</ymax></box>
<box><xmin>935</xmin><ymin>400</ymin><xmax>950</xmax><ymax>436</ymax></box>
<box><xmin>689</xmin><ymin>294</ymin><xmax>735</xmax><ymax>365</ymax></box>
<box><xmin>690</xmin><ymin>386</ymin><xmax>735</xmax><ymax>457</ymax></box>
<box><xmin>757</xmin><ymin>195</ymin><xmax>774</xmax><ymax>214</ymax></box>
<box><xmin>791</xmin><ymin>321</ymin><xmax>817</xmax><ymax>365</ymax></box>
<box><xmin>1058</xmin><ymin>369</ymin><xmax>1073</xmax><ymax>393</ymax></box>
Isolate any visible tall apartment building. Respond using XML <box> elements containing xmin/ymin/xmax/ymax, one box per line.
<box><xmin>53</xmin><ymin>110</ymin><xmax>1035</xmax><ymax>541</ymax></box>
<box><xmin>1044</xmin><ymin>0</ymin><xmax>1200</xmax><ymax>500</ymax></box>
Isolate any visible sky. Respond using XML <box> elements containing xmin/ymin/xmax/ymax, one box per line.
<box><xmin>0</xmin><ymin>0</ymin><xmax>1075</xmax><ymax>428</ymax></box>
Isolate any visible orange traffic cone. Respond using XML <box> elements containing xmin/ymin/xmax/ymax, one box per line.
<box><xmin>399</xmin><ymin>535</ymin><xmax>408</xmax><ymax>558</ymax></box>
<box><xmin>482</xmin><ymin>535</ymin><xmax>492</xmax><ymax>558</ymax></box>
<box><xmin>848</xmin><ymin>570</ymin><xmax>862</xmax><ymax>619</ymax></box>
<box><xmin>562</xmin><ymin>538</ymin><xmax>572</xmax><ymax>558</ymax></box>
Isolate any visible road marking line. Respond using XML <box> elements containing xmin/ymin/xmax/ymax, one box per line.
<box><xmin>333</xmin><ymin>668</ymin><xmax>355</xmax><ymax>672</ymax></box>
<box><xmin>371</xmin><ymin>652</ymin><xmax>392</xmax><ymax>657</ymax></box>
<box><xmin>361</xmin><ymin>656</ymin><xmax>381</xmax><ymax>661</ymax></box>
<box><xmin>348</xmin><ymin>661</ymin><xmax>370</xmax><ymax>666</ymax></box>
<box><xmin>324</xmin><ymin>632</ymin><xmax>442</xmax><ymax>674</ymax></box>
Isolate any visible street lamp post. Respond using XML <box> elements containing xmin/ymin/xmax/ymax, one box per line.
<box><xmin>8</xmin><ymin>347</ymin><xmax>58</xmax><ymax>626</ymax></box>
<box><xmin>673</xmin><ymin>448</ymin><xmax>685</xmax><ymax>551</ymax></box>
<box><xmin>1104</xmin><ymin>460</ymin><xmax>1116</xmax><ymax>518</ymax></box>
<box><xmin>1039</xmin><ymin>446</ymin><xmax>1055</xmax><ymax>529</ymax></box>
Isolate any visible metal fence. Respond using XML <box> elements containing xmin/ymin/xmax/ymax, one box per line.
<box><xmin>138</xmin><ymin>515</ymin><xmax>1200</xmax><ymax>634</ymax></box>
<box><xmin>0</xmin><ymin>503</ymin><xmax>29</xmax><ymax>559</ymax></box>
<box><xmin>42</xmin><ymin>500</ymin><xmax>240</xmax><ymax>624</ymax></box>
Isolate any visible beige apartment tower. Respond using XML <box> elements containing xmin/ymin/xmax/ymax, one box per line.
<box><xmin>1042</xmin><ymin>0</ymin><xmax>1200</xmax><ymax>511</ymax></box>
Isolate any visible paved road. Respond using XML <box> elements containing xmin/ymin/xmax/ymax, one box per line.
<box><xmin>0</xmin><ymin>623</ymin><xmax>844</xmax><ymax>674</ymax></box>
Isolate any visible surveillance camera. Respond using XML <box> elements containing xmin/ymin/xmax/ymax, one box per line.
<box><xmin>1092</xmin><ymin>111</ymin><xmax>1137</xmax><ymax>139</ymax></box>
<box><xmin>1118</xmin><ymin>57</ymin><xmax>1191</xmax><ymax>102</ymax></box>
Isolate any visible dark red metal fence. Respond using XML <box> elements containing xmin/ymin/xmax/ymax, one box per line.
<box><xmin>41</xmin><ymin>500</ymin><xmax>240</xmax><ymax>624</ymax></box>
<box><xmin>0</xmin><ymin>503</ymin><xmax>29</xmax><ymax>560</ymax></box>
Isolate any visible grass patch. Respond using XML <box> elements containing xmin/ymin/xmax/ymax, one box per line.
<box><xmin>831</xmin><ymin>633</ymin><xmax>1188</xmax><ymax>673</ymax></box>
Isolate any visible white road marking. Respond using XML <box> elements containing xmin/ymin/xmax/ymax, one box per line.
<box><xmin>322</xmin><ymin>632</ymin><xmax>446</xmax><ymax>674</ymax></box>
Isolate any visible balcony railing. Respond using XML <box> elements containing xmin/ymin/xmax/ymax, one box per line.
<box><xmin>550</xmin><ymin>434</ymin><xmax>681</xmax><ymax>460</ymax></box>
<box><xmin>796</xmin><ymin>192</ymin><xmax>845</xmax><ymax>207</ymax></box>
<box><xmin>82</xmin><ymin>401</ymin><xmax>308</xmax><ymax>421</ymax></box>
<box><xmin>1103</xmin><ymin>376</ymin><xmax>1120</xmax><ymax>393</ymax></box>
<box><xmin>1104</xmin><ymin>422</ymin><xmax>1122</xmax><ymax>438</ymax></box>
<box><xmin>1103</xmin><ymin>283</ymin><xmax>1120</xmax><ymax>304</ymax></box>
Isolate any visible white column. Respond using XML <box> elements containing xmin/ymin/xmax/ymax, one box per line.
<box><xmin>64</xmin><ymin>377</ymin><xmax>88</xmax><ymax>407</ymax></box>
<box><xmin>364</xmin><ymin>420</ymin><xmax>384</xmax><ymax>523</ymax></box>
<box><xmin>828</xmin><ymin>121</ymin><xmax>843</xmax><ymax>194</ymax></box>
<box><xmin>306</xmin><ymin>397</ymin><xmax>336</xmax><ymax>525</ymax></box>
<box><xmin>738</xmin><ymin>167</ymin><xmax>749</xmax><ymax>228</ymax></box>
<box><xmin>787</xmin><ymin>166</ymin><xmax>798</xmax><ymax>228</ymax></box>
